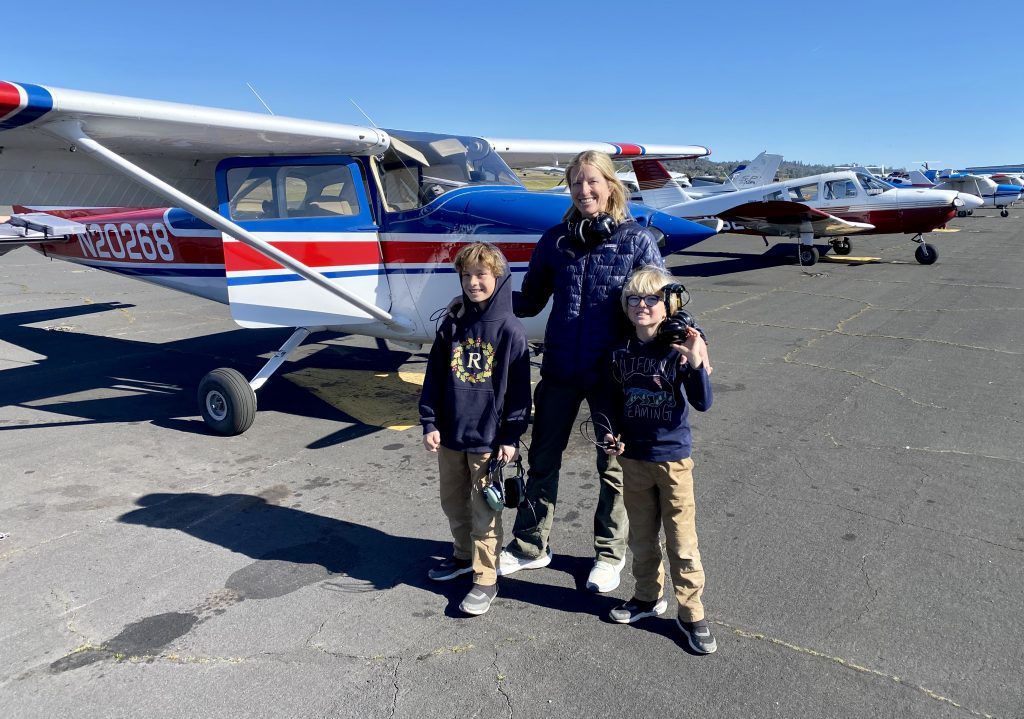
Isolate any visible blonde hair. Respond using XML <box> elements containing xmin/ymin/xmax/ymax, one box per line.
<box><xmin>620</xmin><ymin>265</ymin><xmax>674</xmax><ymax>313</ymax></box>
<box><xmin>562</xmin><ymin>150</ymin><xmax>629</xmax><ymax>223</ymax></box>
<box><xmin>454</xmin><ymin>242</ymin><xmax>508</xmax><ymax>278</ymax></box>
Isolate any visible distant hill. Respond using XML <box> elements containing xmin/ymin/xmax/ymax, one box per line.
<box><xmin>663</xmin><ymin>157</ymin><xmax>835</xmax><ymax>182</ymax></box>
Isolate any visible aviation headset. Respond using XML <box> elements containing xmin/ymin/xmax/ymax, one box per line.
<box><xmin>557</xmin><ymin>213</ymin><xmax>618</xmax><ymax>259</ymax></box>
<box><xmin>656</xmin><ymin>283</ymin><xmax>703</xmax><ymax>346</ymax></box>
<box><xmin>483</xmin><ymin>456</ymin><xmax>527</xmax><ymax>511</ymax></box>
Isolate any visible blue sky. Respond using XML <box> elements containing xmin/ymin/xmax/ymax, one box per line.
<box><xmin>5</xmin><ymin>1</ymin><xmax>1021</xmax><ymax>171</ymax></box>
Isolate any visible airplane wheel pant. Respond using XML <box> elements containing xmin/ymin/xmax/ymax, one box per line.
<box><xmin>507</xmin><ymin>378</ymin><xmax>627</xmax><ymax>563</ymax></box>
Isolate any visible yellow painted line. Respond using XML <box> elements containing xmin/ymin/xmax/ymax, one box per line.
<box><xmin>931</xmin><ymin>227</ymin><xmax>960</xmax><ymax>233</ymax></box>
<box><xmin>285</xmin><ymin>368</ymin><xmax>425</xmax><ymax>430</ymax></box>
<box><xmin>820</xmin><ymin>255</ymin><xmax>882</xmax><ymax>263</ymax></box>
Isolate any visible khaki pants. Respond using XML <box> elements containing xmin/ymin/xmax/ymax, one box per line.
<box><xmin>438</xmin><ymin>446</ymin><xmax>502</xmax><ymax>585</ymax></box>
<box><xmin>619</xmin><ymin>456</ymin><xmax>706</xmax><ymax>622</ymax></box>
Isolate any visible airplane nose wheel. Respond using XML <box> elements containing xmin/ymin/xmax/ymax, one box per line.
<box><xmin>1000</xmin><ymin>209</ymin><xmax>1009</xmax><ymax>217</ymax></box>
<box><xmin>831</xmin><ymin>238</ymin><xmax>852</xmax><ymax>255</ymax></box>
<box><xmin>198</xmin><ymin>367</ymin><xmax>257</xmax><ymax>435</ymax></box>
<box><xmin>912</xmin><ymin>235</ymin><xmax>938</xmax><ymax>265</ymax></box>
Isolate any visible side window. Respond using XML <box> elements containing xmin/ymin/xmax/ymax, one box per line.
<box><xmin>225</xmin><ymin>164</ymin><xmax>361</xmax><ymax>221</ymax></box>
<box><xmin>788</xmin><ymin>183</ymin><xmax>819</xmax><ymax>202</ymax></box>
<box><xmin>825</xmin><ymin>180</ymin><xmax>857</xmax><ymax>200</ymax></box>
<box><xmin>764</xmin><ymin>189</ymin><xmax>787</xmax><ymax>202</ymax></box>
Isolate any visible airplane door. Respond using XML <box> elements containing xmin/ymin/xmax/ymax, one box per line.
<box><xmin>216</xmin><ymin>156</ymin><xmax>390</xmax><ymax>330</ymax></box>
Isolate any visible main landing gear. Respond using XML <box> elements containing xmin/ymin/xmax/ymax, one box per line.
<box><xmin>1000</xmin><ymin>209</ymin><xmax>1010</xmax><ymax>217</ymax></box>
<box><xmin>911</xmin><ymin>233</ymin><xmax>938</xmax><ymax>265</ymax></box>
<box><xmin>197</xmin><ymin>327</ymin><xmax>314</xmax><ymax>435</ymax></box>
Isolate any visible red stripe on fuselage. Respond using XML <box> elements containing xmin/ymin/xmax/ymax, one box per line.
<box><xmin>225</xmin><ymin>240</ymin><xmax>382</xmax><ymax>272</ymax></box>
<box><xmin>613</xmin><ymin>143</ymin><xmax>644</xmax><ymax>156</ymax></box>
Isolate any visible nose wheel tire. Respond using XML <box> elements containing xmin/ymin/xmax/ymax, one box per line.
<box><xmin>198</xmin><ymin>367</ymin><xmax>257</xmax><ymax>435</ymax></box>
<box><xmin>832</xmin><ymin>238</ymin><xmax>852</xmax><ymax>255</ymax></box>
<box><xmin>1000</xmin><ymin>209</ymin><xmax>1009</xmax><ymax>217</ymax></box>
<box><xmin>914</xmin><ymin>243</ymin><xmax>938</xmax><ymax>265</ymax></box>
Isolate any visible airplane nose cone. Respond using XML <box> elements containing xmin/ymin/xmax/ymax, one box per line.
<box><xmin>958</xmin><ymin>193</ymin><xmax>984</xmax><ymax>210</ymax></box>
<box><xmin>635</xmin><ymin>209</ymin><xmax>718</xmax><ymax>255</ymax></box>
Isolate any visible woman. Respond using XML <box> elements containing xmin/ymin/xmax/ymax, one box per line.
<box><xmin>498</xmin><ymin>150</ymin><xmax>667</xmax><ymax>593</ymax></box>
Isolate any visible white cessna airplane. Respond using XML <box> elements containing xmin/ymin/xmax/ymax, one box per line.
<box><xmin>0</xmin><ymin>80</ymin><xmax>716</xmax><ymax>434</ymax></box>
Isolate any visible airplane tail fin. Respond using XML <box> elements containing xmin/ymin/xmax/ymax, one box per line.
<box><xmin>726</xmin><ymin>151</ymin><xmax>782</xmax><ymax>189</ymax></box>
<box><xmin>631</xmin><ymin>159</ymin><xmax>691</xmax><ymax>209</ymax></box>
<box><xmin>908</xmin><ymin>170</ymin><xmax>933</xmax><ymax>186</ymax></box>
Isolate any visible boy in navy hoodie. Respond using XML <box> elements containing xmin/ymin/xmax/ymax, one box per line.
<box><xmin>597</xmin><ymin>265</ymin><xmax>717</xmax><ymax>653</ymax></box>
<box><xmin>419</xmin><ymin>242</ymin><xmax>532</xmax><ymax>616</ymax></box>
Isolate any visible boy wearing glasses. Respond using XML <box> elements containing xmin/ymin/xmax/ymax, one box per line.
<box><xmin>597</xmin><ymin>265</ymin><xmax>716</xmax><ymax>654</ymax></box>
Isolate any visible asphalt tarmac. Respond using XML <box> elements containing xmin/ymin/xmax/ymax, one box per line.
<box><xmin>2</xmin><ymin>215</ymin><xmax>1022</xmax><ymax>718</ymax></box>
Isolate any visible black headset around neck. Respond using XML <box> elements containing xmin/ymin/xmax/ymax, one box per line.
<box><xmin>558</xmin><ymin>212</ymin><xmax>618</xmax><ymax>259</ymax></box>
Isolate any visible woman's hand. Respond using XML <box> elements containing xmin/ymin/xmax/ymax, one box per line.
<box><xmin>496</xmin><ymin>444</ymin><xmax>517</xmax><ymax>465</ymax></box>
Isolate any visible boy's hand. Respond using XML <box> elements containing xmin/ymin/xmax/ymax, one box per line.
<box><xmin>674</xmin><ymin>328</ymin><xmax>712</xmax><ymax>374</ymax></box>
<box><xmin>496</xmin><ymin>444</ymin><xmax>517</xmax><ymax>464</ymax></box>
<box><xmin>447</xmin><ymin>295</ymin><xmax>464</xmax><ymax>319</ymax></box>
<box><xmin>602</xmin><ymin>433</ymin><xmax>624</xmax><ymax>456</ymax></box>
<box><xmin>423</xmin><ymin>430</ymin><xmax>441</xmax><ymax>452</ymax></box>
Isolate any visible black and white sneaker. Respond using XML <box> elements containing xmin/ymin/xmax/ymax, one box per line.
<box><xmin>609</xmin><ymin>596</ymin><xmax>668</xmax><ymax>624</ymax></box>
<box><xmin>676</xmin><ymin>617</ymin><xmax>717</xmax><ymax>654</ymax></box>
<box><xmin>427</xmin><ymin>557</ymin><xmax>472</xmax><ymax>581</ymax></box>
<box><xmin>460</xmin><ymin>583</ymin><xmax>497</xmax><ymax>615</ymax></box>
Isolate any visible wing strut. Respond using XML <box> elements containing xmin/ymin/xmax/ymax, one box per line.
<box><xmin>43</xmin><ymin>119</ymin><xmax>414</xmax><ymax>334</ymax></box>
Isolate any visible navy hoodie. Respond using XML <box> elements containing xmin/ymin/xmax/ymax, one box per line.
<box><xmin>597</xmin><ymin>338</ymin><xmax>712</xmax><ymax>462</ymax></box>
<box><xmin>419</xmin><ymin>272</ymin><xmax>532</xmax><ymax>453</ymax></box>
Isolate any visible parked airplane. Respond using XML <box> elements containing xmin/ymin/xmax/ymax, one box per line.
<box><xmin>628</xmin><ymin>160</ymin><xmax>983</xmax><ymax>265</ymax></box>
<box><xmin>927</xmin><ymin>172</ymin><xmax>1021</xmax><ymax>217</ymax></box>
<box><xmin>0</xmin><ymin>80</ymin><xmax>716</xmax><ymax>435</ymax></box>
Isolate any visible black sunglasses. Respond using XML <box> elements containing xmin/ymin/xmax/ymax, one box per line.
<box><xmin>626</xmin><ymin>294</ymin><xmax>662</xmax><ymax>307</ymax></box>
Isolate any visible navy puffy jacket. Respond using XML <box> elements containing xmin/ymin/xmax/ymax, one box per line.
<box><xmin>514</xmin><ymin>219</ymin><xmax>664</xmax><ymax>387</ymax></box>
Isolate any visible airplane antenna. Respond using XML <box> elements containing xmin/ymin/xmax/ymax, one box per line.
<box><xmin>349</xmin><ymin>98</ymin><xmax>378</xmax><ymax>128</ymax></box>
<box><xmin>246</xmin><ymin>83</ymin><xmax>275</xmax><ymax>115</ymax></box>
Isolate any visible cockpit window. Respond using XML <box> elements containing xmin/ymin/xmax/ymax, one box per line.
<box><xmin>376</xmin><ymin>130</ymin><xmax>523</xmax><ymax>212</ymax></box>
<box><xmin>825</xmin><ymin>179</ymin><xmax>859</xmax><ymax>200</ymax></box>
<box><xmin>857</xmin><ymin>173</ymin><xmax>890</xmax><ymax>195</ymax></box>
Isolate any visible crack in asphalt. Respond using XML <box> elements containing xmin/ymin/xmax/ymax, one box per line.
<box><xmin>716</xmin><ymin>620</ymin><xmax>998</xmax><ymax>718</ymax></box>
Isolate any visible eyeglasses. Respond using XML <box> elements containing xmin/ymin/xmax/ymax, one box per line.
<box><xmin>626</xmin><ymin>294</ymin><xmax>662</xmax><ymax>307</ymax></box>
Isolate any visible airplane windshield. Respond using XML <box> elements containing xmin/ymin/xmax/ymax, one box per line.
<box><xmin>377</xmin><ymin>130</ymin><xmax>522</xmax><ymax>212</ymax></box>
<box><xmin>857</xmin><ymin>173</ymin><xmax>891</xmax><ymax>195</ymax></box>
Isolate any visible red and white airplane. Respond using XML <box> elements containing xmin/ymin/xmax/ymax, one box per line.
<box><xmin>0</xmin><ymin>80</ymin><xmax>717</xmax><ymax>435</ymax></box>
<box><xmin>631</xmin><ymin>160</ymin><xmax>984</xmax><ymax>265</ymax></box>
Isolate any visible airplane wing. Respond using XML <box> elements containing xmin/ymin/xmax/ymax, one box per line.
<box><xmin>0</xmin><ymin>81</ymin><xmax>390</xmax><ymax>208</ymax></box>
<box><xmin>718</xmin><ymin>201</ymin><xmax>874</xmax><ymax>237</ymax></box>
<box><xmin>487</xmin><ymin>138</ymin><xmax>710</xmax><ymax>170</ymax></box>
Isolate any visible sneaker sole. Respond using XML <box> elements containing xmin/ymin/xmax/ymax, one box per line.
<box><xmin>496</xmin><ymin>550</ymin><xmax>552</xmax><ymax>577</ymax></box>
<box><xmin>427</xmin><ymin>566</ymin><xmax>473</xmax><ymax>582</ymax></box>
<box><xmin>610</xmin><ymin>598</ymin><xmax>668</xmax><ymax>624</ymax></box>
<box><xmin>459</xmin><ymin>601</ymin><xmax>492</xmax><ymax>616</ymax></box>
<box><xmin>675</xmin><ymin>617</ymin><xmax>718</xmax><ymax>654</ymax></box>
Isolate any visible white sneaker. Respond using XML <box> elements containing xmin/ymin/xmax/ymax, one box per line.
<box><xmin>496</xmin><ymin>546</ymin><xmax>552</xmax><ymax>576</ymax></box>
<box><xmin>586</xmin><ymin>556</ymin><xmax>625</xmax><ymax>593</ymax></box>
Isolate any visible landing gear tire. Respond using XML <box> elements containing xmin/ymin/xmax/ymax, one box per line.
<box><xmin>798</xmin><ymin>246</ymin><xmax>819</xmax><ymax>266</ymax></box>
<box><xmin>968</xmin><ymin>210</ymin><xmax>974</xmax><ymax>216</ymax></box>
<box><xmin>957</xmin><ymin>210</ymin><xmax>967</xmax><ymax>218</ymax></box>
<box><xmin>1000</xmin><ymin>209</ymin><xmax>1009</xmax><ymax>217</ymax></box>
<box><xmin>832</xmin><ymin>238</ymin><xmax>852</xmax><ymax>255</ymax></box>
<box><xmin>198</xmin><ymin>367</ymin><xmax>257</xmax><ymax>436</ymax></box>
<box><xmin>915</xmin><ymin>243</ymin><xmax>938</xmax><ymax>265</ymax></box>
